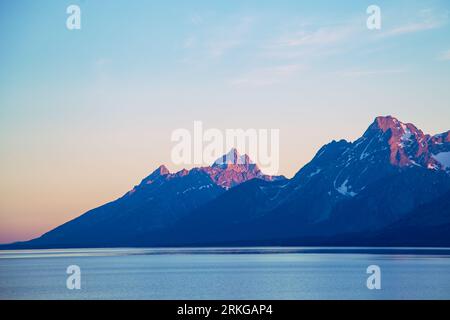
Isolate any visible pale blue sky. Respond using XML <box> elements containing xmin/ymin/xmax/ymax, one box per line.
<box><xmin>0</xmin><ymin>0</ymin><xmax>450</xmax><ymax>242</ymax></box>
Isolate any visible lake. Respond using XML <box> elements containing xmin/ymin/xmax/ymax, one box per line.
<box><xmin>1</xmin><ymin>247</ymin><xmax>449</xmax><ymax>299</ymax></box>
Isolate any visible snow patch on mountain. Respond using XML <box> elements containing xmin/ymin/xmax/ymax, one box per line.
<box><xmin>336</xmin><ymin>179</ymin><xmax>357</xmax><ymax>197</ymax></box>
<box><xmin>309</xmin><ymin>168</ymin><xmax>321</xmax><ymax>178</ymax></box>
<box><xmin>399</xmin><ymin>126</ymin><xmax>412</xmax><ymax>147</ymax></box>
<box><xmin>432</xmin><ymin>152</ymin><xmax>450</xmax><ymax>169</ymax></box>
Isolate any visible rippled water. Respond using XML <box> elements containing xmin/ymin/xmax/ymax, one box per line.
<box><xmin>1</xmin><ymin>247</ymin><xmax>449</xmax><ymax>299</ymax></box>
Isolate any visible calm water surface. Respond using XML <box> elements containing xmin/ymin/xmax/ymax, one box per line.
<box><xmin>0</xmin><ymin>247</ymin><xmax>449</xmax><ymax>299</ymax></box>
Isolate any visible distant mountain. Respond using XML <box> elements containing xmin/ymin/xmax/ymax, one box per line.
<box><xmin>3</xmin><ymin>116</ymin><xmax>450</xmax><ymax>249</ymax></box>
<box><xmin>18</xmin><ymin>149</ymin><xmax>285</xmax><ymax>248</ymax></box>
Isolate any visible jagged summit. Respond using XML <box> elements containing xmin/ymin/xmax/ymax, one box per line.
<box><xmin>358</xmin><ymin>115</ymin><xmax>449</xmax><ymax>168</ymax></box>
<box><xmin>204</xmin><ymin>148</ymin><xmax>284</xmax><ymax>189</ymax></box>
<box><xmin>212</xmin><ymin>148</ymin><xmax>252</xmax><ymax>167</ymax></box>
<box><xmin>155</xmin><ymin>164</ymin><xmax>170</xmax><ymax>175</ymax></box>
<box><xmin>431</xmin><ymin>130</ymin><xmax>450</xmax><ymax>143</ymax></box>
<box><xmin>139</xmin><ymin>164</ymin><xmax>171</xmax><ymax>185</ymax></box>
<box><xmin>365</xmin><ymin>115</ymin><xmax>422</xmax><ymax>138</ymax></box>
<box><xmin>136</xmin><ymin>149</ymin><xmax>284</xmax><ymax>191</ymax></box>
<box><xmin>365</xmin><ymin>115</ymin><xmax>425</xmax><ymax>166</ymax></box>
<box><xmin>372</xmin><ymin>115</ymin><xmax>413</xmax><ymax>129</ymax></box>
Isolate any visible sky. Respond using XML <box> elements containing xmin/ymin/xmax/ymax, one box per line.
<box><xmin>0</xmin><ymin>0</ymin><xmax>450</xmax><ymax>243</ymax></box>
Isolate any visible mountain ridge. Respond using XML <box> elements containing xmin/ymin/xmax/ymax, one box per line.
<box><xmin>2</xmin><ymin>115</ymin><xmax>450</xmax><ymax>249</ymax></box>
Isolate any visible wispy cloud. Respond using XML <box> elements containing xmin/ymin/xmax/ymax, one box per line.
<box><xmin>337</xmin><ymin>69</ymin><xmax>407</xmax><ymax>78</ymax></box>
<box><xmin>182</xmin><ymin>15</ymin><xmax>255</xmax><ymax>59</ymax></box>
<box><xmin>383</xmin><ymin>21</ymin><xmax>441</xmax><ymax>37</ymax></box>
<box><xmin>262</xmin><ymin>25</ymin><xmax>357</xmax><ymax>60</ymax></box>
<box><xmin>278</xmin><ymin>27</ymin><xmax>354</xmax><ymax>47</ymax></box>
<box><xmin>381</xmin><ymin>8</ymin><xmax>448</xmax><ymax>37</ymax></box>
<box><xmin>230</xmin><ymin>64</ymin><xmax>303</xmax><ymax>87</ymax></box>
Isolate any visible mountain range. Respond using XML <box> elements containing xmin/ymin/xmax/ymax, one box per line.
<box><xmin>3</xmin><ymin>115</ymin><xmax>450</xmax><ymax>249</ymax></box>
